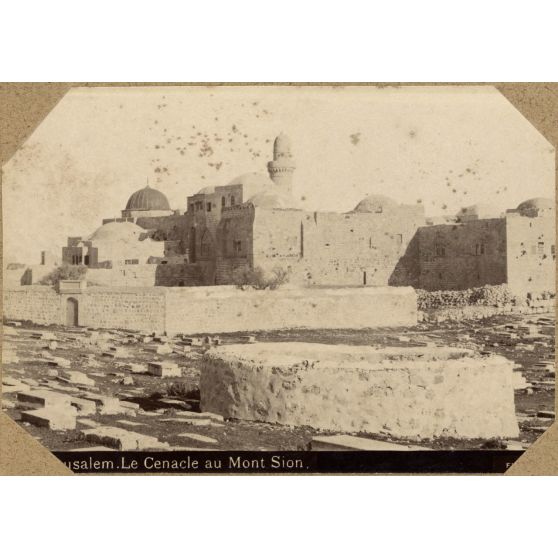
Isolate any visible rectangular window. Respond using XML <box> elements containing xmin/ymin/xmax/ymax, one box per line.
<box><xmin>475</xmin><ymin>243</ymin><xmax>485</xmax><ymax>256</ymax></box>
<box><xmin>207</xmin><ymin>202</ymin><xmax>212</xmax><ymax>212</ymax></box>
<box><xmin>84</xmin><ymin>255</ymin><xmax>90</xmax><ymax>265</ymax></box>
<box><xmin>233</xmin><ymin>240</ymin><xmax>242</xmax><ymax>254</ymax></box>
<box><xmin>125</xmin><ymin>259</ymin><xmax>139</xmax><ymax>265</ymax></box>
<box><xmin>189</xmin><ymin>204</ymin><xmax>194</xmax><ymax>212</ymax></box>
<box><xmin>537</xmin><ymin>242</ymin><xmax>544</xmax><ymax>255</ymax></box>
<box><xmin>435</xmin><ymin>244</ymin><xmax>446</xmax><ymax>257</ymax></box>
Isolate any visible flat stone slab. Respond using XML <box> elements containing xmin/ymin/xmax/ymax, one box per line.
<box><xmin>125</xmin><ymin>363</ymin><xmax>149</xmax><ymax>374</ymax></box>
<box><xmin>117</xmin><ymin>420</ymin><xmax>145</xmax><ymax>427</ymax></box>
<box><xmin>178</xmin><ymin>433</ymin><xmax>218</xmax><ymax>444</ymax></box>
<box><xmin>148</xmin><ymin>361</ymin><xmax>181</xmax><ymax>377</ymax></box>
<box><xmin>175</xmin><ymin>410</ymin><xmax>224</xmax><ymax>422</ymax></box>
<box><xmin>17</xmin><ymin>389</ymin><xmax>73</xmax><ymax>410</ymax></box>
<box><xmin>46</xmin><ymin>357</ymin><xmax>71</xmax><ymax>368</ymax></box>
<box><xmin>159</xmin><ymin>417</ymin><xmax>212</xmax><ymax>426</ymax></box>
<box><xmin>81</xmin><ymin>426</ymin><xmax>169</xmax><ymax>450</ymax></box>
<box><xmin>201</xmin><ymin>342</ymin><xmax>519</xmax><ymax>440</ymax></box>
<box><xmin>21</xmin><ymin>407</ymin><xmax>77</xmax><ymax>430</ymax></box>
<box><xmin>311</xmin><ymin>435</ymin><xmax>428</xmax><ymax>451</ymax></box>
<box><xmin>77</xmin><ymin>418</ymin><xmax>100</xmax><ymax>427</ymax></box>
<box><xmin>69</xmin><ymin>396</ymin><xmax>97</xmax><ymax>416</ymax></box>
<box><xmin>2</xmin><ymin>377</ymin><xmax>30</xmax><ymax>394</ymax></box>
<box><xmin>58</xmin><ymin>370</ymin><xmax>96</xmax><ymax>387</ymax></box>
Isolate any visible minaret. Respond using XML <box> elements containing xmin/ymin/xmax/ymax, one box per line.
<box><xmin>267</xmin><ymin>133</ymin><xmax>296</xmax><ymax>196</ymax></box>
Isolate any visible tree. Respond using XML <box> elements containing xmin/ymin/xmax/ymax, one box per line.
<box><xmin>232</xmin><ymin>266</ymin><xmax>290</xmax><ymax>290</ymax></box>
<box><xmin>38</xmin><ymin>264</ymin><xmax>87</xmax><ymax>289</ymax></box>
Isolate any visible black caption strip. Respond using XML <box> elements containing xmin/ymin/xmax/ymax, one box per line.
<box><xmin>53</xmin><ymin>450</ymin><xmax>524</xmax><ymax>474</ymax></box>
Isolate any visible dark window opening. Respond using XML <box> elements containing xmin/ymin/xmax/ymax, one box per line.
<box><xmin>231</xmin><ymin>195</ymin><xmax>236</xmax><ymax>206</ymax></box>
<box><xmin>207</xmin><ymin>202</ymin><xmax>212</xmax><ymax>212</ymax></box>
<box><xmin>221</xmin><ymin>196</ymin><xmax>226</xmax><ymax>208</ymax></box>
<box><xmin>475</xmin><ymin>243</ymin><xmax>485</xmax><ymax>256</ymax></box>
<box><xmin>537</xmin><ymin>242</ymin><xmax>544</xmax><ymax>255</ymax></box>
<box><xmin>435</xmin><ymin>244</ymin><xmax>446</xmax><ymax>257</ymax></box>
<box><xmin>84</xmin><ymin>255</ymin><xmax>90</xmax><ymax>265</ymax></box>
<box><xmin>125</xmin><ymin>259</ymin><xmax>139</xmax><ymax>265</ymax></box>
<box><xmin>233</xmin><ymin>240</ymin><xmax>242</xmax><ymax>254</ymax></box>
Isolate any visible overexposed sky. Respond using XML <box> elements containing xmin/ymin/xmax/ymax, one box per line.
<box><xmin>2</xmin><ymin>85</ymin><xmax>554</xmax><ymax>264</ymax></box>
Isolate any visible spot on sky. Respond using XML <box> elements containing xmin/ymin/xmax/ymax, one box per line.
<box><xmin>349</xmin><ymin>133</ymin><xmax>361</xmax><ymax>146</ymax></box>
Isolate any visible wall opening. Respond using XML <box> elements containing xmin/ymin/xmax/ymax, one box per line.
<box><xmin>66</xmin><ymin>297</ymin><xmax>79</xmax><ymax>327</ymax></box>
<box><xmin>363</xmin><ymin>271</ymin><xmax>367</xmax><ymax>285</ymax></box>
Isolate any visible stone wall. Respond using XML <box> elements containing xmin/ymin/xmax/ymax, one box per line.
<box><xmin>77</xmin><ymin>288</ymin><xmax>166</xmax><ymax>332</ymax></box>
<box><xmin>506</xmin><ymin>213</ymin><xmax>556</xmax><ymax>294</ymax></box>
<box><xmin>3</xmin><ymin>285</ymin><xmax>417</xmax><ymax>335</ymax></box>
<box><xmin>417</xmin><ymin>219</ymin><xmax>507</xmax><ymax>291</ymax></box>
<box><xmin>200</xmin><ymin>343</ymin><xmax>519</xmax><ymax>439</ymax></box>
<box><xmin>164</xmin><ymin>286</ymin><xmax>417</xmax><ymax>335</ymax></box>
<box><xmin>2</xmin><ymin>286</ymin><xmax>62</xmax><ymax>325</ymax></box>
<box><xmin>215</xmin><ymin>204</ymin><xmax>425</xmax><ymax>287</ymax></box>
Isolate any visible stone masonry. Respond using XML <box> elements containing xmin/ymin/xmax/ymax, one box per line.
<box><xmin>200</xmin><ymin>342</ymin><xmax>520</xmax><ymax>439</ymax></box>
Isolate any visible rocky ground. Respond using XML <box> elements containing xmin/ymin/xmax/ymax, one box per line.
<box><xmin>1</xmin><ymin>312</ymin><xmax>555</xmax><ymax>452</ymax></box>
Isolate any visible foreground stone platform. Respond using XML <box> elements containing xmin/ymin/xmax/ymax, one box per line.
<box><xmin>200</xmin><ymin>343</ymin><xmax>520</xmax><ymax>440</ymax></box>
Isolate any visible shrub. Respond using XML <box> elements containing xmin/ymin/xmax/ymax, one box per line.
<box><xmin>165</xmin><ymin>382</ymin><xmax>199</xmax><ymax>400</ymax></box>
<box><xmin>232</xmin><ymin>266</ymin><xmax>290</xmax><ymax>290</ymax></box>
<box><xmin>38</xmin><ymin>264</ymin><xmax>87</xmax><ymax>289</ymax></box>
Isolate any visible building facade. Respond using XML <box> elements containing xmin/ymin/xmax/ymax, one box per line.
<box><xmin>41</xmin><ymin>134</ymin><xmax>555</xmax><ymax>295</ymax></box>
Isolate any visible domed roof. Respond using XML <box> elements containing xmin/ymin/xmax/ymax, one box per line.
<box><xmin>246</xmin><ymin>191</ymin><xmax>299</xmax><ymax>209</ymax></box>
<box><xmin>125</xmin><ymin>185</ymin><xmax>170</xmax><ymax>211</ymax></box>
<box><xmin>516</xmin><ymin>197</ymin><xmax>554</xmax><ymax>217</ymax></box>
<box><xmin>353</xmin><ymin>194</ymin><xmax>397</xmax><ymax>213</ymax></box>
<box><xmin>457</xmin><ymin>203</ymin><xmax>500</xmax><ymax>220</ymax></box>
<box><xmin>196</xmin><ymin>185</ymin><xmax>216</xmax><ymax>195</ymax></box>
<box><xmin>227</xmin><ymin>172</ymin><xmax>275</xmax><ymax>189</ymax></box>
<box><xmin>87</xmin><ymin>221</ymin><xmax>145</xmax><ymax>244</ymax></box>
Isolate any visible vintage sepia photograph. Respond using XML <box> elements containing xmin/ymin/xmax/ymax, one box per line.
<box><xmin>1</xmin><ymin>85</ymin><xmax>555</xmax><ymax>471</ymax></box>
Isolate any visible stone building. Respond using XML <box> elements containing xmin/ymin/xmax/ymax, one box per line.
<box><xmin>62</xmin><ymin>221</ymin><xmax>165</xmax><ymax>267</ymax></box>
<box><xmin>416</xmin><ymin>198</ymin><xmax>555</xmax><ymax>294</ymax></box>
<box><xmin>214</xmin><ymin>194</ymin><xmax>425</xmax><ymax>286</ymax></box>
<box><xmin>35</xmin><ymin>133</ymin><xmax>554</xmax><ymax>295</ymax></box>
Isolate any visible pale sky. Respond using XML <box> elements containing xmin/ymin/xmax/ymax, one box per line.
<box><xmin>2</xmin><ymin>85</ymin><xmax>555</xmax><ymax>264</ymax></box>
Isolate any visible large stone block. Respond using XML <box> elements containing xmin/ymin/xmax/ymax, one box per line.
<box><xmin>20</xmin><ymin>407</ymin><xmax>77</xmax><ymax>430</ymax></box>
<box><xmin>147</xmin><ymin>361</ymin><xmax>181</xmax><ymax>377</ymax></box>
<box><xmin>200</xmin><ymin>343</ymin><xmax>520</xmax><ymax>440</ymax></box>
<box><xmin>81</xmin><ymin>426</ymin><xmax>169</xmax><ymax>450</ymax></box>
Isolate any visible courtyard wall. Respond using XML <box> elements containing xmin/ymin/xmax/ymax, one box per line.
<box><xmin>3</xmin><ymin>285</ymin><xmax>417</xmax><ymax>334</ymax></box>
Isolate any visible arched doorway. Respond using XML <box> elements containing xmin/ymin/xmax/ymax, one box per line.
<box><xmin>66</xmin><ymin>297</ymin><xmax>79</xmax><ymax>327</ymax></box>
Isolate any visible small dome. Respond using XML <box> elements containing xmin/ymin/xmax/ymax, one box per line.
<box><xmin>125</xmin><ymin>185</ymin><xmax>170</xmax><ymax>211</ymax></box>
<box><xmin>88</xmin><ymin>221</ymin><xmax>145</xmax><ymax>244</ymax></box>
<box><xmin>246</xmin><ymin>192</ymin><xmax>298</xmax><ymax>209</ymax></box>
<box><xmin>353</xmin><ymin>194</ymin><xmax>397</xmax><ymax>213</ymax></box>
<box><xmin>196</xmin><ymin>185</ymin><xmax>216</xmax><ymax>195</ymax></box>
<box><xmin>227</xmin><ymin>172</ymin><xmax>275</xmax><ymax>189</ymax></box>
<box><xmin>517</xmin><ymin>197</ymin><xmax>554</xmax><ymax>217</ymax></box>
<box><xmin>457</xmin><ymin>203</ymin><xmax>500</xmax><ymax>221</ymax></box>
